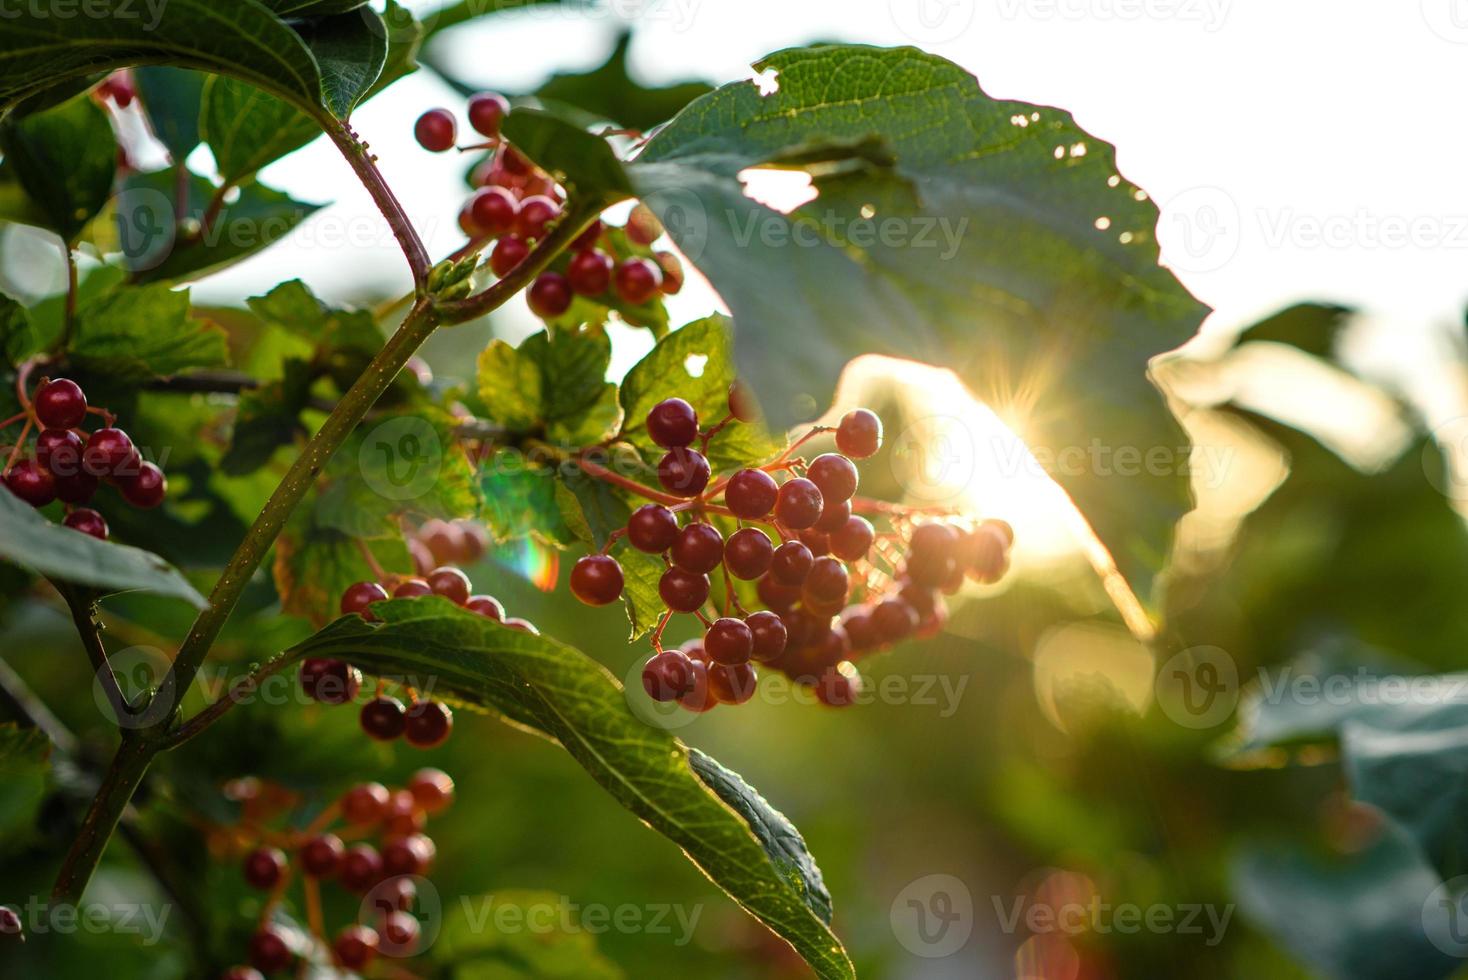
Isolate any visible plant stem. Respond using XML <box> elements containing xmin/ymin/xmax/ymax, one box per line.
<box><xmin>63</xmin><ymin>590</ymin><xmax>135</xmax><ymax>725</ymax></box>
<box><xmin>322</xmin><ymin>119</ymin><xmax>433</xmax><ymax>292</ymax></box>
<box><xmin>158</xmin><ymin>653</ymin><xmax>299</xmax><ymax>751</ymax></box>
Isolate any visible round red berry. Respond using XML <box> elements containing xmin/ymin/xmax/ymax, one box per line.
<box><xmin>117</xmin><ymin>461</ymin><xmax>166</xmax><ymax>508</ymax></box>
<box><xmin>724</xmin><ymin>527</ymin><xmax>773</xmax><ymax>580</ymax></box>
<box><xmin>404</xmin><ymin>701</ymin><xmax>453</xmax><ymax>748</ymax></box>
<box><xmin>728</xmin><ymin>381</ymin><xmax>760</xmax><ymax>422</ymax></box>
<box><xmin>656</xmin><ymin>448</ymin><xmax>710</xmax><ymax>497</ymax></box>
<box><xmin>658</xmin><ymin>566</ymin><xmax>709</xmax><ymax>612</ymax></box>
<box><xmin>655</xmin><ymin>251</ymin><xmax>684</xmax><ymax>294</ymax></box>
<box><xmin>614</xmin><ymin>257</ymin><xmax>662</xmax><ymax>305</ymax></box>
<box><xmin>242</xmin><ymin>846</ymin><xmax>285</xmax><ymax>889</ymax></box>
<box><xmin>803</xmin><ymin>557</ymin><xmax>850</xmax><ymax>605</ymax></box>
<box><xmin>334</xmin><ymin>924</ymin><xmax>379</xmax><ymax>972</ymax></box>
<box><xmin>726</xmin><ymin>468</ymin><xmax>777</xmax><ymax>519</ymax></box>
<box><xmin>505</xmin><ymin>617</ymin><xmax>539</xmax><ymax>634</ymax></box>
<box><xmin>570</xmin><ymin>554</ymin><xmax>624</xmax><ymax>605</ymax></box>
<box><xmin>646</xmin><ymin>398</ymin><xmax>698</xmax><ymax>448</ymax></box>
<box><xmin>627</xmin><ymin>503</ymin><xmax>678</xmax><ymax>553</ymax></box>
<box><xmin>829</xmin><ymin>516</ymin><xmax>875</xmax><ymax>562</ymax></box>
<box><xmin>677</xmin><ymin>659</ymin><xmax>716</xmax><ymax>712</ymax></box>
<box><xmin>248</xmin><ymin>926</ymin><xmax>294</xmax><ymax>973</ymax></box>
<box><xmin>36</xmin><ymin>428</ymin><xmax>82</xmax><ymax>476</ymax></box>
<box><xmin>572</xmin><ymin>219</ymin><xmax>604</xmax><ymax>251</ymax></box>
<box><xmin>469</xmin><ymin>186</ymin><xmax>519</xmax><ymax>237</ymax></box>
<box><xmin>63</xmin><ymin>507</ymin><xmax>108</xmax><ymax>539</ymax></box>
<box><xmin>414</xmin><ymin>109</ymin><xmax>456</xmax><ymax>152</ymax></box>
<box><xmin>394</xmin><ymin>578</ymin><xmax>433</xmax><ymax>598</ymax></box>
<box><xmin>843</xmin><ymin>609</ymin><xmax>882</xmax><ymax>650</ymax></box>
<box><xmin>872</xmin><ymin>598</ymin><xmax>919</xmax><ymax>642</ymax></box>
<box><xmin>339</xmin><ymin>843</ymin><xmax>384</xmax><ymax>893</ymax></box>
<box><xmin>626</xmin><ymin>203</ymin><xmax>663</xmax><ymax>244</ymax></box>
<box><xmin>769</xmin><ymin>540</ymin><xmax>814</xmax><ymax>586</ymax></box>
<box><xmin>300</xmin><ymin>658</ymin><xmax>361</xmax><ymax>705</ymax></box>
<box><xmin>382</xmin><ymin>833</ymin><xmax>435</xmax><ymax>877</ymax></box>
<box><xmin>342</xmin><ymin>782</ymin><xmax>390</xmax><ymax>824</ymax></box>
<box><xmin>756</xmin><ymin>573</ymin><xmax>801</xmax><ymax>612</ymax></box>
<box><xmin>223</xmin><ymin>968</ymin><xmax>264</xmax><ymax>980</ymax></box>
<box><xmin>408</xmin><ymin>768</ymin><xmax>455</xmax><ymax>813</ymax></box>
<box><xmin>299</xmin><ymin>833</ymin><xmax>345</xmax><ymax>878</ymax></box>
<box><xmin>467</xmin><ymin>91</ymin><xmax>510</xmax><ymax>137</ymax></box>
<box><xmin>528</xmin><ymin>272</ymin><xmax>573</xmax><ymax>318</ymax></box>
<box><xmin>490</xmin><ymin>235</ymin><xmax>529</xmax><ymax>277</ymax></box>
<box><xmin>671</xmin><ymin>522</ymin><xmax>723</xmax><ymax>573</ymax></box>
<box><xmin>567</xmin><ymin>249</ymin><xmax>613</xmax><ymax>295</ymax></box>
<box><xmin>6</xmin><ymin>459</ymin><xmax>55</xmax><ymax>507</ymax></box>
<box><xmin>807</xmin><ymin>453</ymin><xmax>858</xmax><ymax>503</ymax></box>
<box><xmin>775</xmin><ymin>478</ymin><xmax>824</xmax><ymax>529</ymax></box>
<box><xmin>906</xmin><ymin>523</ymin><xmax>960</xmax><ymax>588</ymax></box>
<box><xmin>836</xmin><ymin>409</ymin><xmax>882</xmax><ymax>459</ymax></box>
<box><xmin>34</xmin><ymin>379</ymin><xmax>86</xmax><ymax>429</ymax></box>
<box><xmin>642</xmin><ymin>650</ymin><xmax>695</xmax><ymax>702</ymax></box>
<box><xmin>516</xmin><ymin>195</ymin><xmax>561</xmax><ymax>240</ymax></box>
<box><xmin>83</xmin><ymin>427</ymin><xmax>137</xmax><ymax>477</ymax></box>
<box><xmin>360</xmin><ymin>696</ymin><xmax>406</xmax><ymax>741</ymax></box>
<box><xmin>814</xmin><ymin>496</ymin><xmax>853</xmax><ymax>534</ymax></box>
<box><xmin>816</xmin><ymin>665</ymin><xmax>861</xmax><ymax>707</ymax></box>
<box><xmin>341</xmin><ymin>580</ymin><xmax>389</xmax><ymax>619</ymax></box>
<box><xmin>54</xmin><ymin>467</ymin><xmax>97</xmax><ymax>504</ymax></box>
<box><xmin>380</xmin><ymin>911</ymin><xmax>420</xmax><ymax>955</ymax></box>
<box><xmin>466</xmin><ymin>594</ymin><xmax>504</xmax><ymax>620</ymax></box>
<box><xmin>746</xmin><ymin>610</ymin><xmax>788</xmax><ymax>662</ymax></box>
<box><xmin>427</xmin><ymin>566</ymin><xmax>472</xmax><ymax>604</ymax></box>
<box><xmin>704</xmin><ymin>617</ymin><xmax>753</xmax><ymax>666</ymax></box>
<box><xmin>709</xmin><ymin>661</ymin><xmax>757</xmax><ymax>705</ymax></box>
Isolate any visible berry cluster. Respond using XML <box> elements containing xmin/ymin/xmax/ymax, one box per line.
<box><xmin>566</xmin><ymin>391</ymin><xmax>1015</xmax><ymax>712</ymax></box>
<box><xmin>221</xmin><ymin>770</ymin><xmax>453</xmax><ymax>977</ymax></box>
<box><xmin>2</xmin><ymin>376</ymin><xmax>167</xmax><ymax>541</ymax></box>
<box><xmin>414</xmin><ymin>93</ymin><xmax>680</xmax><ymax>320</ymax></box>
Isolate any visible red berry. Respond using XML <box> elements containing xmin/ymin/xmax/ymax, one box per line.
<box><xmin>807</xmin><ymin>453</ymin><xmax>858</xmax><ymax>503</ymax></box>
<box><xmin>63</xmin><ymin>508</ymin><xmax>108</xmax><ymax>539</ymax></box>
<box><xmin>813</xmin><ymin>496</ymin><xmax>852</xmax><ymax>534</ymax></box>
<box><xmin>84</xmin><ymin>427</ymin><xmax>137</xmax><ymax>477</ymax></box>
<box><xmin>394</xmin><ymin>578</ymin><xmax>433</xmax><ymax>598</ymax></box>
<box><xmin>627</xmin><ymin>503</ymin><xmax>678</xmax><ymax>553</ymax></box>
<box><xmin>676</xmin><ymin>659</ymin><xmax>716</xmax><ymax>712</ymax></box>
<box><xmin>642</xmin><ymin>650</ymin><xmax>695</xmax><ymax>701</ymax></box>
<box><xmin>380</xmin><ymin>911</ymin><xmax>421</xmax><ymax>955</ymax></box>
<box><xmin>756</xmin><ymin>573</ymin><xmax>801</xmax><ymax>612</ymax></box>
<box><xmin>404</xmin><ymin>701</ymin><xmax>453</xmax><ymax>748</ymax></box>
<box><xmin>223</xmin><ymin>969</ymin><xmax>264</xmax><ymax>980</ymax></box>
<box><xmin>414</xmin><ymin>109</ymin><xmax>456</xmax><ymax>152</ymax></box>
<box><xmin>709</xmin><ymin>661</ymin><xmax>757</xmax><ymax>705</ymax></box>
<box><xmin>746</xmin><ymin>610</ymin><xmax>788</xmax><ymax>663</ymax></box>
<box><xmin>504</xmin><ymin>617</ymin><xmax>539</xmax><ymax>634</ymax></box>
<box><xmin>382</xmin><ymin>833</ymin><xmax>435</xmax><ymax>877</ymax></box>
<box><xmin>34</xmin><ymin>379</ymin><xmax>86</xmax><ymax>429</ymax></box>
<box><xmin>655</xmin><ymin>251</ymin><xmax>684</xmax><ymax>294</ymax></box>
<box><xmin>799</xmin><ymin>527</ymin><xmax>831</xmax><ymax>556</ymax></box>
<box><xmin>626</xmin><ymin>203</ymin><xmax>663</xmax><ymax>244</ymax></box>
<box><xmin>727</xmin><ymin>381</ymin><xmax>760</xmax><ymax>422</ymax></box>
<box><xmin>55</xmin><ymin>470</ymin><xmax>98</xmax><ymax>505</ymax></box>
<box><xmin>300</xmin><ymin>658</ymin><xmax>361</xmax><ymax>705</ymax></box>
<box><xmin>570</xmin><ymin>554</ymin><xmax>624</xmax><ymax>605</ymax></box>
<box><xmin>334</xmin><ymin>924</ymin><xmax>379</xmax><ymax>972</ymax></box>
<box><xmin>769</xmin><ymin>540</ymin><xmax>814</xmax><ymax>586</ymax></box>
<box><xmin>459</xmin><ymin>198</ymin><xmax>487</xmax><ymax>238</ymax></box>
<box><xmin>490</xmin><ymin>235</ymin><xmax>529</xmax><ymax>277</ymax></box>
<box><xmin>816</xmin><ymin>665</ymin><xmax>861</xmax><ymax>707</ymax></box>
<box><xmin>671</xmin><ymin>522</ymin><xmax>723</xmax><ymax>573</ymax></box>
<box><xmin>342</xmin><ymin>783</ymin><xmax>390</xmax><ymax>824</ymax></box>
<box><xmin>466</xmin><ymin>594</ymin><xmax>504</xmax><ymax>620</ymax></box>
<box><xmin>469</xmin><ymin>186</ymin><xmax>519</xmax><ymax>237</ymax></box>
<box><xmin>872</xmin><ymin>598</ymin><xmax>919</xmax><ymax>642</ymax></box>
<box><xmin>36</xmin><ymin>428</ymin><xmax>83</xmax><ymax>476</ymax></box>
<box><xmin>836</xmin><ymin>409</ymin><xmax>882</xmax><ymax>459</ymax></box>
<box><xmin>658</xmin><ymin>566</ymin><xmax>709</xmax><ymax>613</ymax></box>
<box><xmin>383</xmin><ymin>789</ymin><xmax>425</xmax><ymax>837</ymax></box>
<box><xmin>242</xmin><ymin>846</ymin><xmax>286</xmax><ymax>889</ymax></box>
<box><xmin>780</xmin><ymin>609</ymin><xmax>825</xmax><ymax>654</ymax></box>
<box><xmin>117</xmin><ymin>461</ymin><xmax>166</xmax><ymax>508</ymax></box>
<box><xmin>803</xmin><ymin>557</ymin><xmax>850</xmax><ymax>605</ymax></box>
<box><xmin>829</xmin><ymin>516</ymin><xmax>875</xmax><ymax>562</ymax></box>
<box><xmin>516</xmin><ymin>195</ymin><xmax>561</xmax><ymax>240</ymax></box>
<box><xmin>5</xmin><ymin>459</ymin><xmax>55</xmax><ymax>507</ymax></box>
<box><xmin>843</xmin><ymin>608</ymin><xmax>882</xmax><ymax>650</ymax></box>
<box><xmin>646</xmin><ymin>398</ymin><xmax>699</xmax><ymax>448</ymax></box>
<box><xmin>299</xmin><ymin>833</ymin><xmax>345</xmax><ymax>877</ymax></box>
<box><xmin>571</xmin><ymin>219</ymin><xmax>604</xmax><ymax>251</ymax></box>
<box><xmin>499</xmin><ymin>143</ymin><xmax>533</xmax><ymax>175</ymax></box>
<box><xmin>360</xmin><ymin>696</ymin><xmax>406</xmax><ymax>741</ymax></box>
<box><xmin>614</xmin><ymin>257</ymin><xmax>662</xmax><ymax>305</ymax></box>
<box><xmin>0</xmin><ymin>906</ymin><xmax>20</xmax><ymax>943</ymax></box>
<box><xmin>965</xmin><ymin>522</ymin><xmax>1012</xmax><ymax>583</ymax></box>
<box><xmin>567</xmin><ymin>249</ymin><xmax>613</xmax><ymax>296</ymax></box>
<box><xmin>724</xmin><ymin>527</ymin><xmax>773</xmax><ymax>580</ymax></box>
<box><xmin>248</xmin><ymin>926</ymin><xmax>294</xmax><ymax>973</ymax></box>
<box><xmin>726</xmin><ymin>468</ymin><xmax>777</xmax><ymax>519</ymax></box>
<box><xmin>656</xmin><ymin>448</ymin><xmax>710</xmax><ymax>497</ymax></box>
<box><xmin>906</xmin><ymin>523</ymin><xmax>959</xmax><ymax>588</ymax></box>
<box><xmin>339</xmin><ymin>843</ymin><xmax>384</xmax><ymax>893</ymax></box>
<box><xmin>427</xmin><ymin>566</ymin><xmax>472</xmax><ymax>604</ymax></box>
<box><xmin>528</xmin><ymin>272</ymin><xmax>573</xmax><ymax>318</ymax></box>
<box><xmin>407</xmin><ymin>768</ymin><xmax>455</xmax><ymax>812</ymax></box>
<box><xmin>467</xmin><ymin>91</ymin><xmax>510</xmax><ymax>137</ymax></box>
<box><xmin>704</xmin><ymin>617</ymin><xmax>753</xmax><ymax>666</ymax></box>
<box><xmin>775</xmin><ymin>478</ymin><xmax>824</xmax><ymax>529</ymax></box>
<box><xmin>341</xmin><ymin>580</ymin><xmax>389</xmax><ymax>618</ymax></box>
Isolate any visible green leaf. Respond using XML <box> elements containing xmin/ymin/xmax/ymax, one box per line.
<box><xmin>556</xmin><ymin>467</ymin><xmax>631</xmax><ymax>550</ymax></box>
<box><xmin>535</xmin><ymin>31</ymin><xmax>713</xmax><ymax>132</ymax></box>
<box><xmin>476</xmin><ymin>329</ymin><xmax>623</xmax><ymax>444</ymax></box>
<box><xmin>0</xmin><ymin>93</ymin><xmax>117</xmax><ymax>241</ymax></box>
<box><xmin>619</xmin><ymin>315</ymin><xmax>785</xmax><ymax>472</ymax></box>
<box><xmin>612</xmin><ymin>538</ymin><xmax>666</xmax><ymax>640</ymax></box>
<box><xmin>246</xmin><ymin>279</ymin><xmax>383</xmax><ymax>353</ymax></box>
<box><xmin>436</xmin><ymin>890</ymin><xmax>624</xmax><ymax>979</ymax></box>
<box><xmin>134</xmin><ymin>67</ymin><xmax>208</xmax><ymax>162</ymax></box>
<box><xmin>200</xmin><ymin>77</ymin><xmax>323</xmax><ymax>184</ymax></box>
<box><xmin>70</xmin><ymin>281</ymin><xmax>228</xmax><ymax>380</ymax></box>
<box><xmin>0</xmin><ymin>0</ymin><xmax>325</xmax><ymax>118</ymax></box>
<box><xmin>0</xmin><ymin>291</ymin><xmax>35</xmax><ymax>367</ymax></box>
<box><xmin>479</xmin><ymin>452</ymin><xmax>575</xmax><ymax>547</ymax></box>
<box><xmin>0</xmin><ymin>486</ymin><xmax>205</xmax><ymax>606</ymax></box>
<box><xmin>295</xmin><ymin>7</ymin><xmax>389</xmax><ymax>118</ymax></box>
<box><xmin>287</xmin><ymin>598</ymin><xmax>854</xmax><ymax>980</ymax></box>
<box><xmin>0</xmin><ymin>724</ymin><xmax>51</xmax><ymax>840</ymax></box>
<box><xmin>1236</xmin><ymin>302</ymin><xmax>1354</xmax><ymax>359</ymax></box>
<box><xmin>631</xmin><ymin>45</ymin><xmax>1210</xmax><ymax>591</ymax></box>
<box><xmin>501</xmin><ymin>108</ymin><xmax>631</xmax><ymax>203</ymax></box>
<box><xmin>220</xmin><ymin>357</ymin><xmax>316</xmax><ymax>475</ymax></box>
<box><xmin>261</xmin><ymin>0</ymin><xmax>369</xmax><ymax>15</ymax></box>
<box><xmin>116</xmin><ymin>169</ymin><xmax>323</xmax><ymax>283</ymax></box>
<box><xmin>274</xmin><ymin>504</ymin><xmax>411</xmax><ymax>626</ymax></box>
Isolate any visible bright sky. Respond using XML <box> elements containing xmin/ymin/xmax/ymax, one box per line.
<box><xmin>184</xmin><ymin>0</ymin><xmax>1468</xmax><ymax>342</ymax></box>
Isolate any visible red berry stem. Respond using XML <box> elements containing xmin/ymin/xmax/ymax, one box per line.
<box><xmin>573</xmin><ymin>451</ymin><xmax>688</xmax><ymax>507</ymax></box>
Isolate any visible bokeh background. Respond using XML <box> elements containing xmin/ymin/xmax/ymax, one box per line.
<box><xmin>4</xmin><ymin>2</ymin><xmax>1468</xmax><ymax>978</ymax></box>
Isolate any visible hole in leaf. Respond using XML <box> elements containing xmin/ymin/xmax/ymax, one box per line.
<box><xmin>737</xmin><ymin>168</ymin><xmax>817</xmax><ymax>214</ymax></box>
<box><xmin>753</xmin><ymin>67</ymin><xmax>780</xmax><ymax>96</ymax></box>
<box><xmin>683</xmin><ymin>354</ymin><xmax>708</xmax><ymax>378</ymax></box>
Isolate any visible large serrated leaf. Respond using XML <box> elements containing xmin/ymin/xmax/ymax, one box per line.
<box><xmin>0</xmin><ymin>487</ymin><xmax>205</xmax><ymax>607</ymax></box>
<box><xmin>631</xmin><ymin>45</ymin><xmax>1209</xmax><ymax>593</ymax></box>
<box><xmin>0</xmin><ymin>93</ymin><xmax>117</xmax><ymax>241</ymax></box>
<box><xmin>287</xmin><ymin>598</ymin><xmax>853</xmax><ymax>979</ymax></box>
